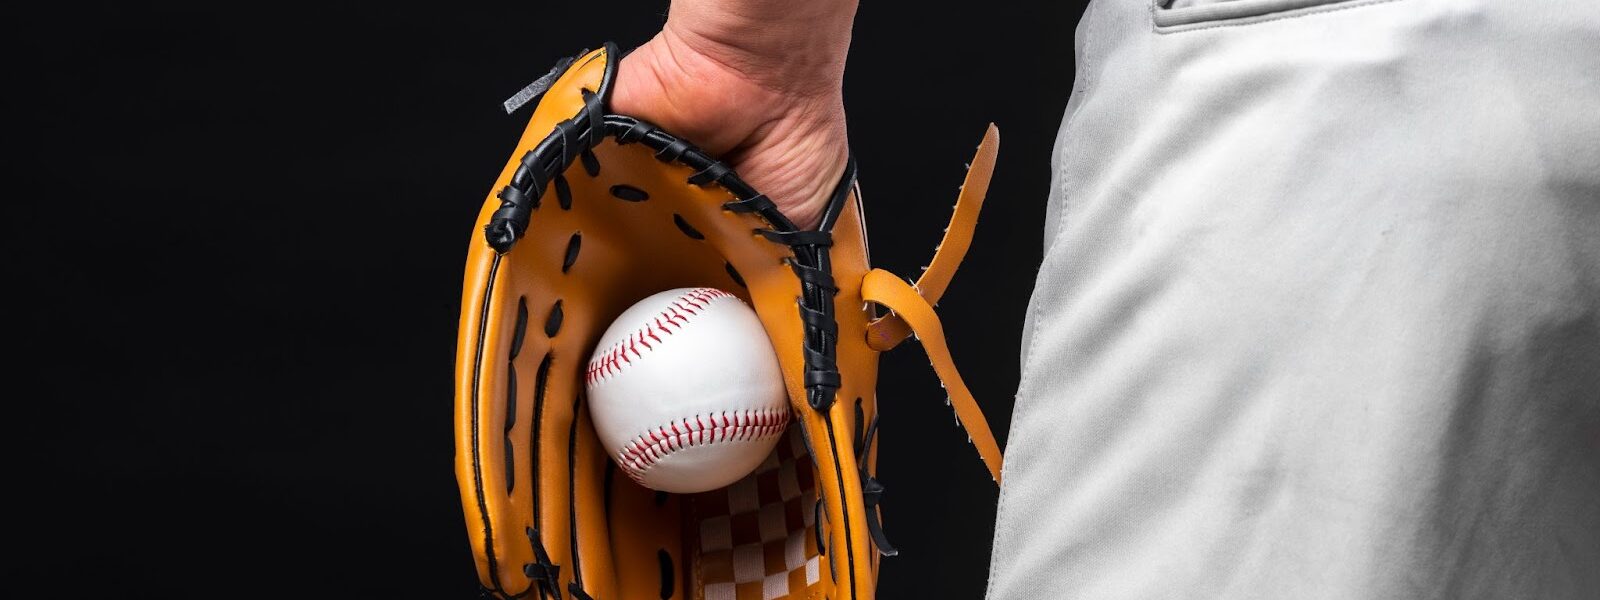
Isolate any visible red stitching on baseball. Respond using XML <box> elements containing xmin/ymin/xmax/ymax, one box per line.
<box><xmin>584</xmin><ymin>288</ymin><xmax>737</xmax><ymax>385</ymax></box>
<box><xmin>614</xmin><ymin>407</ymin><xmax>790</xmax><ymax>484</ymax></box>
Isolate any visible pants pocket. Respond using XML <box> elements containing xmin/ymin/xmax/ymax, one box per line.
<box><xmin>1153</xmin><ymin>0</ymin><xmax>1399</xmax><ymax>31</ymax></box>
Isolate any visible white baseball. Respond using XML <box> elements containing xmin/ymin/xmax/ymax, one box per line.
<box><xmin>584</xmin><ymin>287</ymin><xmax>789</xmax><ymax>493</ymax></box>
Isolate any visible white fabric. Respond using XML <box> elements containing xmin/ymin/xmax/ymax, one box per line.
<box><xmin>987</xmin><ymin>0</ymin><xmax>1600</xmax><ymax>598</ymax></box>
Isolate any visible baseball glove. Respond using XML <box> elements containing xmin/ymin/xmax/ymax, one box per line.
<box><xmin>455</xmin><ymin>44</ymin><xmax>1003</xmax><ymax>600</ymax></box>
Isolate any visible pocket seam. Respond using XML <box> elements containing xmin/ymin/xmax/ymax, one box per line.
<box><xmin>1151</xmin><ymin>0</ymin><xmax>1406</xmax><ymax>34</ymax></box>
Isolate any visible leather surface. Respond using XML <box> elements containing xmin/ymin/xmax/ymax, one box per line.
<box><xmin>455</xmin><ymin>45</ymin><xmax>1003</xmax><ymax>600</ymax></box>
<box><xmin>866</xmin><ymin>125</ymin><xmax>999</xmax><ymax>352</ymax></box>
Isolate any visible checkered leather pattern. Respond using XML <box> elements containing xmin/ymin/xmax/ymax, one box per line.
<box><xmin>690</xmin><ymin>427</ymin><xmax>825</xmax><ymax>600</ymax></box>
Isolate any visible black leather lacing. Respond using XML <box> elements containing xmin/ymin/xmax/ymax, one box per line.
<box><xmin>854</xmin><ymin>399</ymin><xmax>896</xmax><ymax>556</ymax></box>
<box><xmin>522</xmin><ymin>527</ymin><xmax>563</xmax><ymax>600</ymax></box>
<box><xmin>487</xmin><ymin>84</ymin><xmax>603</xmax><ymax>250</ymax></box>
<box><xmin>722</xmin><ymin>193</ymin><xmax>776</xmax><ymax>215</ymax></box>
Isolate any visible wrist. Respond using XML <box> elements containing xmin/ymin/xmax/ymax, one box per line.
<box><xmin>660</xmin><ymin>0</ymin><xmax>856</xmax><ymax>98</ymax></box>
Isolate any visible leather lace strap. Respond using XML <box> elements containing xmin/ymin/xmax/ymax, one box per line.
<box><xmin>866</xmin><ymin>124</ymin><xmax>998</xmax><ymax>351</ymax></box>
<box><xmin>860</xmin><ymin>269</ymin><xmax>1003</xmax><ymax>484</ymax></box>
<box><xmin>858</xmin><ymin>124</ymin><xmax>1002</xmax><ymax>483</ymax></box>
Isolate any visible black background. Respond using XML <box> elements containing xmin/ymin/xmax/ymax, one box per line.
<box><xmin>18</xmin><ymin>3</ymin><xmax>1081</xmax><ymax>597</ymax></box>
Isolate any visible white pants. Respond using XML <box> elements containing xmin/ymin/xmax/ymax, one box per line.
<box><xmin>986</xmin><ymin>0</ymin><xmax>1600</xmax><ymax>598</ymax></box>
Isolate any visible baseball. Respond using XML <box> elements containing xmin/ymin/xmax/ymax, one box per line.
<box><xmin>584</xmin><ymin>287</ymin><xmax>789</xmax><ymax>493</ymax></box>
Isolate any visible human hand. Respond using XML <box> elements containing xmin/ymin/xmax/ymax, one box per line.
<box><xmin>611</xmin><ymin>0</ymin><xmax>857</xmax><ymax>230</ymax></box>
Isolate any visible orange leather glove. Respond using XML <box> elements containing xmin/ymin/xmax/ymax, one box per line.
<box><xmin>457</xmin><ymin>44</ymin><xmax>1002</xmax><ymax>600</ymax></box>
